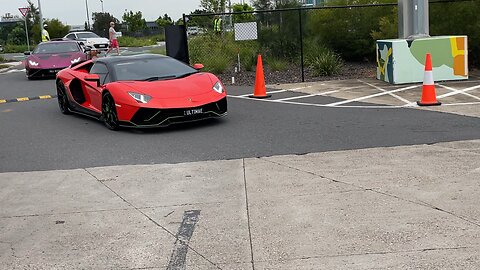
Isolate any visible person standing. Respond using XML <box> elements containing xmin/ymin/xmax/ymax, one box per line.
<box><xmin>106</xmin><ymin>22</ymin><xmax>120</xmax><ymax>55</ymax></box>
<box><xmin>41</xmin><ymin>24</ymin><xmax>50</xmax><ymax>42</ymax></box>
<box><xmin>213</xmin><ymin>16</ymin><xmax>222</xmax><ymax>34</ymax></box>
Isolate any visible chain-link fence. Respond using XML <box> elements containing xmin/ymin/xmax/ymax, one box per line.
<box><xmin>184</xmin><ymin>0</ymin><xmax>477</xmax><ymax>84</ymax></box>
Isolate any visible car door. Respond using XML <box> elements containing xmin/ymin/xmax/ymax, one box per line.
<box><xmin>85</xmin><ymin>62</ymin><xmax>110</xmax><ymax>112</ymax></box>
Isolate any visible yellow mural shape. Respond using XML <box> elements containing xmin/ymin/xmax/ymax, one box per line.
<box><xmin>377</xmin><ymin>47</ymin><xmax>392</xmax><ymax>76</ymax></box>
<box><xmin>450</xmin><ymin>37</ymin><xmax>467</xmax><ymax>76</ymax></box>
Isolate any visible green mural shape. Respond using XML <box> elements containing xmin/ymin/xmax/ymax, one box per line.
<box><xmin>410</xmin><ymin>39</ymin><xmax>454</xmax><ymax>68</ymax></box>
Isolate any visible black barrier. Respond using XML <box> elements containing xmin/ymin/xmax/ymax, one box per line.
<box><xmin>165</xmin><ymin>25</ymin><xmax>189</xmax><ymax>64</ymax></box>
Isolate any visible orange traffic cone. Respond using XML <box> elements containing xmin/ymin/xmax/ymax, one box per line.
<box><xmin>417</xmin><ymin>53</ymin><xmax>441</xmax><ymax>106</ymax></box>
<box><xmin>249</xmin><ymin>54</ymin><xmax>271</xmax><ymax>99</ymax></box>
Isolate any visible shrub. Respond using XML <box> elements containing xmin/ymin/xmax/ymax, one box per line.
<box><xmin>203</xmin><ymin>57</ymin><xmax>232</xmax><ymax>74</ymax></box>
<box><xmin>4</xmin><ymin>44</ymin><xmax>29</xmax><ymax>53</ymax></box>
<box><xmin>309</xmin><ymin>50</ymin><xmax>343</xmax><ymax>76</ymax></box>
<box><xmin>238</xmin><ymin>41</ymin><xmax>259</xmax><ymax>71</ymax></box>
<box><xmin>266</xmin><ymin>57</ymin><xmax>289</xmax><ymax>72</ymax></box>
<box><xmin>117</xmin><ymin>35</ymin><xmax>160</xmax><ymax>47</ymax></box>
<box><xmin>189</xmin><ymin>34</ymin><xmax>236</xmax><ymax>74</ymax></box>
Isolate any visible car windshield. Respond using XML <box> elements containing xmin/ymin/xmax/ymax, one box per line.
<box><xmin>33</xmin><ymin>42</ymin><xmax>80</xmax><ymax>54</ymax></box>
<box><xmin>76</xmin><ymin>32</ymin><xmax>100</xmax><ymax>39</ymax></box>
<box><xmin>112</xmin><ymin>57</ymin><xmax>198</xmax><ymax>81</ymax></box>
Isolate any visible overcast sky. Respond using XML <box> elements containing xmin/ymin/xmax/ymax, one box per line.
<box><xmin>1</xmin><ymin>0</ymin><xmax>244</xmax><ymax>26</ymax></box>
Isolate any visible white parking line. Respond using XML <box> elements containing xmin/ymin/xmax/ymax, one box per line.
<box><xmin>0</xmin><ymin>69</ymin><xmax>25</xmax><ymax>75</ymax></box>
<box><xmin>228</xmin><ymin>95</ymin><xmax>405</xmax><ymax>109</ymax></box>
<box><xmin>357</xmin><ymin>79</ymin><xmax>412</xmax><ymax>105</ymax></box>
<box><xmin>437</xmin><ymin>84</ymin><xmax>480</xmax><ymax>102</ymax></box>
<box><xmin>238</xmin><ymin>89</ymin><xmax>288</xmax><ymax>97</ymax></box>
<box><xmin>274</xmin><ymin>90</ymin><xmax>339</xmax><ymax>101</ymax></box>
<box><xmin>437</xmin><ymin>84</ymin><xmax>480</xmax><ymax>99</ymax></box>
<box><xmin>327</xmin><ymin>85</ymin><xmax>418</xmax><ymax>106</ymax></box>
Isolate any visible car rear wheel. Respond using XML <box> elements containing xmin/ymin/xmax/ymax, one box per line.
<box><xmin>56</xmin><ymin>80</ymin><xmax>71</xmax><ymax>114</ymax></box>
<box><xmin>102</xmin><ymin>92</ymin><xmax>119</xmax><ymax>130</ymax></box>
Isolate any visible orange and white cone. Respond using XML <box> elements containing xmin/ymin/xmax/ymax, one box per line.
<box><xmin>417</xmin><ymin>53</ymin><xmax>441</xmax><ymax>106</ymax></box>
<box><xmin>249</xmin><ymin>54</ymin><xmax>271</xmax><ymax>99</ymax></box>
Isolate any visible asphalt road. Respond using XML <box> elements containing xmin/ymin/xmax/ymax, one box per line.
<box><xmin>1</xmin><ymin>71</ymin><xmax>480</xmax><ymax>172</ymax></box>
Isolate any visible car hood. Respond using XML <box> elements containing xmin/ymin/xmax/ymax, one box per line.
<box><xmin>116</xmin><ymin>73</ymin><xmax>218</xmax><ymax>99</ymax></box>
<box><xmin>82</xmin><ymin>37</ymin><xmax>109</xmax><ymax>43</ymax></box>
<box><xmin>28</xmin><ymin>52</ymin><xmax>85</xmax><ymax>68</ymax></box>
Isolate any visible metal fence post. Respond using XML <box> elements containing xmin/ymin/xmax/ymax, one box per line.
<box><xmin>298</xmin><ymin>8</ymin><xmax>305</xmax><ymax>82</ymax></box>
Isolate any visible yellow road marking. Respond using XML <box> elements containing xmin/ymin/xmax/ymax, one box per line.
<box><xmin>16</xmin><ymin>97</ymin><xmax>29</xmax><ymax>102</ymax></box>
<box><xmin>39</xmin><ymin>95</ymin><xmax>52</xmax><ymax>99</ymax></box>
<box><xmin>0</xmin><ymin>100</ymin><xmax>6</xmax><ymax>103</ymax></box>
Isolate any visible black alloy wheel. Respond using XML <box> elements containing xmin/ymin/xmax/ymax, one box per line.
<box><xmin>56</xmin><ymin>80</ymin><xmax>71</xmax><ymax>114</ymax></box>
<box><xmin>102</xmin><ymin>92</ymin><xmax>120</xmax><ymax>130</ymax></box>
<box><xmin>26</xmin><ymin>70</ymin><xmax>33</xmax><ymax>80</ymax></box>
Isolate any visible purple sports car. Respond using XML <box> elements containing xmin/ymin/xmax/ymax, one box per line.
<box><xmin>25</xmin><ymin>40</ymin><xmax>87</xmax><ymax>79</ymax></box>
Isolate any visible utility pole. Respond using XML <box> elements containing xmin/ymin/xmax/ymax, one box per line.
<box><xmin>100</xmin><ymin>0</ymin><xmax>104</xmax><ymax>13</ymax></box>
<box><xmin>85</xmin><ymin>0</ymin><xmax>91</xmax><ymax>30</ymax></box>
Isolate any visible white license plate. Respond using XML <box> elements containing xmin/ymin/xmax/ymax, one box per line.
<box><xmin>184</xmin><ymin>108</ymin><xmax>203</xmax><ymax>116</ymax></box>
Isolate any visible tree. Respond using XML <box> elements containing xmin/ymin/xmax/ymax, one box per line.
<box><xmin>156</xmin><ymin>14</ymin><xmax>173</xmax><ymax>27</ymax></box>
<box><xmin>92</xmin><ymin>12</ymin><xmax>119</xmax><ymax>38</ymax></box>
<box><xmin>44</xmin><ymin>19</ymin><xmax>70</xmax><ymax>39</ymax></box>
<box><xmin>251</xmin><ymin>0</ymin><xmax>272</xmax><ymax>10</ymax></box>
<box><xmin>122</xmin><ymin>11</ymin><xmax>147</xmax><ymax>33</ymax></box>
<box><xmin>7</xmin><ymin>23</ymin><xmax>26</xmax><ymax>45</ymax></box>
<box><xmin>186</xmin><ymin>9</ymin><xmax>211</xmax><ymax>28</ymax></box>
<box><xmin>200</xmin><ymin>0</ymin><xmax>226</xmax><ymax>13</ymax></box>
<box><xmin>232</xmin><ymin>3</ymin><xmax>255</xmax><ymax>23</ymax></box>
<box><xmin>25</xmin><ymin>0</ymin><xmax>41</xmax><ymax>43</ymax></box>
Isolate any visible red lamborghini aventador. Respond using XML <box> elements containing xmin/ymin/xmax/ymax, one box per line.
<box><xmin>55</xmin><ymin>54</ymin><xmax>227</xmax><ymax>130</ymax></box>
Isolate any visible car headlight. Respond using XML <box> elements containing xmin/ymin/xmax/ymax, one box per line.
<box><xmin>128</xmin><ymin>92</ymin><xmax>152</xmax><ymax>103</ymax></box>
<box><xmin>70</xmin><ymin>57</ymin><xmax>81</xmax><ymax>64</ymax></box>
<box><xmin>213</xmin><ymin>81</ymin><xmax>224</xmax><ymax>93</ymax></box>
<box><xmin>28</xmin><ymin>60</ymin><xmax>39</xmax><ymax>67</ymax></box>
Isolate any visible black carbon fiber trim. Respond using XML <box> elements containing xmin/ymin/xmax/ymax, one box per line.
<box><xmin>129</xmin><ymin>97</ymin><xmax>227</xmax><ymax>127</ymax></box>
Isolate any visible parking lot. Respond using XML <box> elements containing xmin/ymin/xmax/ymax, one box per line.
<box><xmin>1</xmin><ymin>66</ymin><xmax>480</xmax><ymax>269</ymax></box>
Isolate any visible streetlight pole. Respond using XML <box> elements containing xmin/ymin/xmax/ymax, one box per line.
<box><xmin>100</xmin><ymin>0</ymin><xmax>104</xmax><ymax>13</ymax></box>
<box><xmin>85</xmin><ymin>0</ymin><xmax>91</xmax><ymax>30</ymax></box>
<box><xmin>37</xmin><ymin>0</ymin><xmax>43</xmax><ymax>35</ymax></box>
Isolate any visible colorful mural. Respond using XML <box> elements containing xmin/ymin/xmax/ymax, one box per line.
<box><xmin>376</xmin><ymin>36</ymin><xmax>468</xmax><ymax>84</ymax></box>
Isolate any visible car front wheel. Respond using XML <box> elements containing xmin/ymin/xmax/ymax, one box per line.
<box><xmin>56</xmin><ymin>80</ymin><xmax>71</xmax><ymax>114</ymax></box>
<box><xmin>102</xmin><ymin>92</ymin><xmax>119</xmax><ymax>130</ymax></box>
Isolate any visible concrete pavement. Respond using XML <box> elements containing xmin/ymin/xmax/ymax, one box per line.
<box><xmin>1</xmin><ymin>140</ymin><xmax>480</xmax><ymax>269</ymax></box>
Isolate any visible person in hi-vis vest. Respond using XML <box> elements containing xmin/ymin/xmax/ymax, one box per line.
<box><xmin>42</xmin><ymin>24</ymin><xmax>50</xmax><ymax>42</ymax></box>
<box><xmin>213</xmin><ymin>16</ymin><xmax>222</xmax><ymax>34</ymax></box>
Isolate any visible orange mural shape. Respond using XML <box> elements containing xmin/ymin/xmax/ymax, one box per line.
<box><xmin>451</xmin><ymin>37</ymin><xmax>467</xmax><ymax>76</ymax></box>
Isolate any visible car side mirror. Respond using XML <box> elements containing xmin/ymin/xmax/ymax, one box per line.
<box><xmin>84</xmin><ymin>74</ymin><xmax>101</xmax><ymax>87</ymax></box>
<box><xmin>24</xmin><ymin>51</ymin><xmax>31</xmax><ymax>55</ymax></box>
<box><xmin>193</xmin><ymin>63</ymin><xmax>204</xmax><ymax>70</ymax></box>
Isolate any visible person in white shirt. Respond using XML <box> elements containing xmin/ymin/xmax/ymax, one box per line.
<box><xmin>105</xmin><ymin>22</ymin><xmax>120</xmax><ymax>55</ymax></box>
